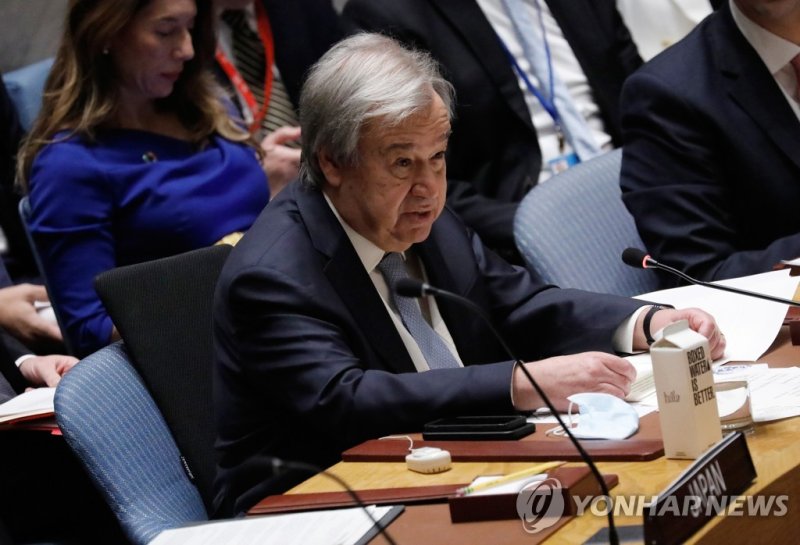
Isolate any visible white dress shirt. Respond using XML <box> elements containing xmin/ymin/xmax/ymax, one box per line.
<box><xmin>617</xmin><ymin>0</ymin><xmax>712</xmax><ymax>61</ymax></box>
<box><xmin>476</xmin><ymin>0</ymin><xmax>614</xmax><ymax>183</ymax></box>
<box><xmin>730</xmin><ymin>0</ymin><xmax>800</xmax><ymax>121</ymax></box>
<box><xmin>323</xmin><ymin>194</ymin><xmax>463</xmax><ymax>372</ymax></box>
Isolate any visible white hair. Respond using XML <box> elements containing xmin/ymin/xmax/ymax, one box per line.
<box><xmin>299</xmin><ymin>33</ymin><xmax>455</xmax><ymax>188</ymax></box>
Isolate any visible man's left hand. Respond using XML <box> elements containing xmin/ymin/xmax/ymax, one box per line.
<box><xmin>637</xmin><ymin>307</ymin><xmax>726</xmax><ymax>360</ymax></box>
<box><xmin>18</xmin><ymin>355</ymin><xmax>79</xmax><ymax>388</ymax></box>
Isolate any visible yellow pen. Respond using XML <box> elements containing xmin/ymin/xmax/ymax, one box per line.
<box><xmin>456</xmin><ymin>461</ymin><xmax>564</xmax><ymax>497</ymax></box>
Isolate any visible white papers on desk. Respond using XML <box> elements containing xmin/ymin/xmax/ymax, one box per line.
<box><xmin>0</xmin><ymin>387</ymin><xmax>55</xmax><ymax>423</ymax></box>
<box><xmin>715</xmin><ymin>364</ymin><xmax>800</xmax><ymax>422</ymax></box>
<box><xmin>637</xmin><ymin>269</ymin><xmax>797</xmax><ymax>363</ymax></box>
<box><xmin>149</xmin><ymin>505</ymin><xmax>398</xmax><ymax>545</ymax></box>
<box><xmin>467</xmin><ymin>474</ymin><xmax>547</xmax><ymax>496</ymax></box>
<box><xmin>627</xmin><ymin>269</ymin><xmax>799</xmax><ymax>406</ymax></box>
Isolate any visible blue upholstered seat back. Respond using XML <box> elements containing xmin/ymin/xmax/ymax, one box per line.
<box><xmin>54</xmin><ymin>342</ymin><xmax>207</xmax><ymax>545</ymax></box>
<box><xmin>514</xmin><ymin>149</ymin><xmax>659</xmax><ymax>296</ymax></box>
<box><xmin>3</xmin><ymin>57</ymin><xmax>54</xmax><ymax>131</ymax></box>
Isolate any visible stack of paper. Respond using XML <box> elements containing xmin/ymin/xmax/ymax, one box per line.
<box><xmin>0</xmin><ymin>387</ymin><xmax>55</xmax><ymax>424</ymax></box>
<box><xmin>150</xmin><ymin>505</ymin><xmax>400</xmax><ymax>545</ymax></box>
<box><xmin>627</xmin><ymin>269</ymin><xmax>799</xmax><ymax>406</ymax></box>
<box><xmin>714</xmin><ymin>364</ymin><xmax>800</xmax><ymax>422</ymax></box>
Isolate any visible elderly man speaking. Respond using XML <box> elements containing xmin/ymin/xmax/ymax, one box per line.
<box><xmin>212</xmin><ymin>33</ymin><xmax>724</xmax><ymax>516</ymax></box>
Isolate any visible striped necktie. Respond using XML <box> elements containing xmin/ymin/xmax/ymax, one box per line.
<box><xmin>377</xmin><ymin>253</ymin><xmax>461</xmax><ymax>370</ymax></box>
<box><xmin>221</xmin><ymin>10</ymin><xmax>299</xmax><ymax>136</ymax></box>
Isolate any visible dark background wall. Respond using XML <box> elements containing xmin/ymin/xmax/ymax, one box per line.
<box><xmin>0</xmin><ymin>0</ymin><xmax>67</xmax><ymax>73</ymax></box>
<box><xmin>0</xmin><ymin>0</ymin><xmax>351</xmax><ymax>74</ymax></box>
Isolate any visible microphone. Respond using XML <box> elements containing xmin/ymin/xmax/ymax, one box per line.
<box><xmin>622</xmin><ymin>248</ymin><xmax>800</xmax><ymax>307</ymax></box>
<box><xmin>394</xmin><ymin>278</ymin><xmax>620</xmax><ymax>545</ymax></box>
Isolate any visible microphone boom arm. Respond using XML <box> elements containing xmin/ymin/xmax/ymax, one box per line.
<box><xmin>406</xmin><ymin>281</ymin><xmax>620</xmax><ymax>545</ymax></box>
<box><xmin>648</xmin><ymin>259</ymin><xmax>800</xmax><ymax>307</ymax></box>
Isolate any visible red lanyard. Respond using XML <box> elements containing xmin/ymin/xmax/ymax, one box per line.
<box><xmin>215</xmin><ymin>2</ymin><xmax>275</xmax><ymax>133</ymax></box>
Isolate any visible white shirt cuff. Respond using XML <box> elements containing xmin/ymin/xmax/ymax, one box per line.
<box><xmin>14</xmin><ymin>354</ymin><xmax>36</xmax><ymax>368</ymax></box>
<box><xmin>612</xmin><ymin>306</ymin><xmax>650</xmax><ymax>353</ymax></box>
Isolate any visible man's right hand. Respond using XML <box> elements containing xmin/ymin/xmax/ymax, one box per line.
<box><xmin>511</xmin><ymin>352</ymin><xmax>636</xmax><ymax>412</ymax></box>
<box><xmin>0</xmin><ymin>284</ymin><xmax>63</xmax><ymax>345</ymax></box>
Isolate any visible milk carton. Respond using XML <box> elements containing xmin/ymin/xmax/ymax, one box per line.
<box><xmin>650</xmin><ymin>320</ymin><xmax>721</xmax><ymax>459</ymax></box>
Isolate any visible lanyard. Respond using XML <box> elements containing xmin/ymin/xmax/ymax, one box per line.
<box><xmin>215</xmin><ymin>1</ymin><xmax>275</xmax><ymax>133</ymax></box>
<box><xmin>499</xmin><ymin>0</ymin><xmax>566</xmax><ymax>151</ymax></box>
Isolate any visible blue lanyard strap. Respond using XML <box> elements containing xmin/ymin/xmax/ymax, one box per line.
<box><xmin>500</xmin><ymin>39</ymin><xmax>561</xmax><ymax>128</ymax></box>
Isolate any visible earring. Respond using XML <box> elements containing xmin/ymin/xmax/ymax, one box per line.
<box><xmin>102</xmin><ymin>47</ymin><xmax>109</xmax><ymax>55</ymax></box>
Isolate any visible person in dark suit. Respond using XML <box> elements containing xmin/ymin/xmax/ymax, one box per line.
<box><xmin>0</xmin><ymin>336</ymin><xmax>21</xmax><ymax>403</ymax></box>
<box><xmin>342</xmin><ymin>0</ymin><xmax>642</xmax><ymax>260</ymax></box>
<box><xmin>0</xmin><ymin>75</ymin><xmax>35</xmax><ymax>278</ymax></box>
<box><xmin>214</xmin><ymin>0</ymin><xmax>343</xmax><ymax>195</ymax></box>
<box><xmin>0</xmin><ymin>328</ymin><xmax>43</xmax><ymax>403</ymax></box>
<box><xmin>216</xmin><ymin>0</ymin><xmax>342</xmax><ymax>111</ymax></box>
<box><xmin>0</xmin><ymin>289</ymin><xmax>77</xmax><ymax>403</ymax></box>
<box><xmin>212</xmin><ymin>33</ymin><xmax>724</xmax><ymax>516</ymax></box>
<box><xmin>620</xmin><ymin>0</ymin><xmax>800</xmax><ymax>284</ymax></box>
<box><xmin>0</xmin><ymin>328</ymin><xmax>74</xmax><ymax>403</ymax></box>
<box><xmin>0</xmin><ymin>257</ymin><xmax>74</xmax><ymax>401</ymax></box>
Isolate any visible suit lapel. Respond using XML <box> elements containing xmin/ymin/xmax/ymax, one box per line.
<box><xmin>296</xmin><ymin>186</ymin><xmax>416</xmax><ymax>374</ymax></box>
<box><xmin>416</xmin><ymin>220</ymin><xmax>489</xmax><ymax>367</ymax></box>
<box><xmin>432</xmin><ymin>0</ymin><xmax>533</xmax><ymax>130</ymax></box>
<box><xmin>713</xmin><ymin>7</ymin><xmax>800</xmax><ymax>172</ymax></box>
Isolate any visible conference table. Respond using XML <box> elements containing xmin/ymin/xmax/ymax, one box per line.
<box><xmin>275</xmin><ymin>326</ymin><xmax>800</xmax><ymax>544</ymax></box>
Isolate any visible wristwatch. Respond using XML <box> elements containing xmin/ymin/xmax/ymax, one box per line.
<box><xmin>643</xmin><ymin>305</ymin><xmax>667</xmax><ymax>345</ymax></box>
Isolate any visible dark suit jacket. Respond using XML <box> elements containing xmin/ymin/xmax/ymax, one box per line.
<box><xmin>0</xmin><ymin>260</ymin><xmax>27</xmax><ymax>399</ymax></box>
<box><xmin>0</xmin><ymin>75</ymin><xmax>34</xmax><ymax>276</ymax></box>
<box><xmin>263</xmin><ymin>0</ymin><xmax>343</xmax><ymax>108</ymax></box>
<box><xmin>620</xmin><ymin>3</ymin><xmax>800</xmax><ymax>284</ymax></box>
<box><xmin>217</xmin><ymin>0</ymin><xmax>343</xmax><ymax>110</ymax></box>
<box><xmin>212</xmin><ymin>181</ymin><xmax>644</xmax><ymax>515</ymax></box>
<box><xmin>0</xmin><ymin>329</ymin><xmax>28</xmax><ymax>401</ymax></box>
<box><xmin>342</xmin><ymin>0</ymin><xmax>642</xmax><ymax>255</ymax></box>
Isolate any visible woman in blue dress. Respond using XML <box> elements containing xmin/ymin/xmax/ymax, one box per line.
<box><xmin>17</xmin><ymin>0</ymin><xmax>275</xmax><ymax>356</ymax></box>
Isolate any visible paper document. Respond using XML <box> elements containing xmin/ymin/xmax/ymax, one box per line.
<box><xmin>0</xmin><ymin>387</ymin><xmax>55</xmax><ymax>423</ymax></box>
<box><xmin>467</xmin><ymin>474</ymin><xmax>546</xmax><ymax>496</ymax></box>
<box><xmin>716</xmin><ymin>365</ymin><xmax>800</xmax><ymax>422</ymax></box>
<box><xmin>627</xmin><ymin>270</ymin><xmax>798</xmax><ymax>406</ymax></box>
<box><xmin>150</xmin><ymin>505</ymin><xmax>399</xmax><ymax>545</ymax></box>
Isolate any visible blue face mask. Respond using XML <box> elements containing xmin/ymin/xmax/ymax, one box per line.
<box><xmin>550</xmin><ymin>392</ymin><xmax>640</xmax><ymax>440</ymax></box>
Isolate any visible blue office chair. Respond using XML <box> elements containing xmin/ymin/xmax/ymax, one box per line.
<box><xmin>514</xmin><ymin>149</ymin><xmax>660</xmax><ymax>296</ymax></box>
<box><xmin>54</xmin><ymin>342</ymin><xmax>208</xmax><ymax>545</ymax></box>
<box><xmin>2</xmin><ymin>57</ymin><xmax>54</xmax><ymax>131</ymax></box>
